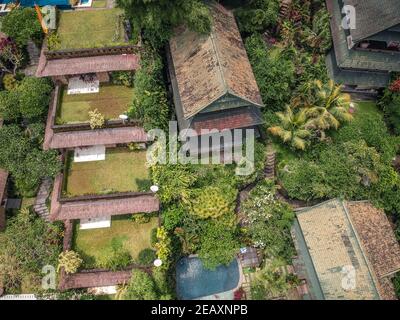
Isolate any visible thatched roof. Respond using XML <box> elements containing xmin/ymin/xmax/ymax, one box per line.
<box><xmin>168</xmin><ymin>3</ymin><xmax>263</xmax><ymax>120</ymax></box>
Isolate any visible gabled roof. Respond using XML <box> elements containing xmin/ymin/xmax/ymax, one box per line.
<box><xmin>292</xmin><ymin>199</ymin><xmax>400</xmax><ymax>300</ymax></box>
<box><xmin>344</xmin><ymin>0</ymin><xmax>400</xmax><ymax>42</ymax></box>
<box><xmin>326</xmin><ymin>0</ymin><xmax>400</xmax><ymax>73</ymax></box>
<box><xmin>168</xmin><ymin>3</ymin><xmax>263</xmax><ymax>120</ymax></box>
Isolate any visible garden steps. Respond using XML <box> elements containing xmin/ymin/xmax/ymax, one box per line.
<box><xmin>264</xmin><ymin>146</ymin><xmax>276</xmax><ymax>180</ymax></box>
<box><xmin>33</xmin><ymin>178</ymin><xmax>52</xmax><ymax>221</ymax></box>
<box><xmin>27</xmin><ymin>40</ymin><xmax>40</xmax><ymax>66</ymax></box>
<box><xmin>279</xmin><ymin>0</ymin><xmax>292</xmax><ymax>19</ymax></box>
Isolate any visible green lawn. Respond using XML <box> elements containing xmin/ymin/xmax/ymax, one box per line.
<box><xmin>92</xmin><ymin>0</ymin><xmax>107</xmax><ymax>8</ymax></box>
<box><xmin>73</xmin><ymin>215</ymin><xmax>158</xmax><ymax>269</ymax></box>
<box><xmin>63</xmin><ymin>148</ymin><xmax>151</xmax><ymax>197</ymax></box>
<box><xmin>353</xmin><ymin>101</ymin><xmax>381</xmax><ymax>117</ymax></box>
<box><xmin>55</xmin><ymin>9</ymin><xmax>126</xmax><ymax>50</ymax></box>
<box><xmin>56</xmin><ymin>85</ymin><xmax>134</xmax><ymax>124</ymax></box>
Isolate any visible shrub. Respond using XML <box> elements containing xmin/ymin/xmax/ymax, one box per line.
<box><xmin>111</xmin><ymin>71</ymin><xmax>135</xmax><ymax>87</ymax></box>
<box><xmin>188</xmin><ymin>186</ymin><xmax>236</xmax><ymax>219</ymax></box>
<box><xmin>46</xmin><ymin>32</ymin><xmax>61</xmax><ymax>51</ymax></box>
<box><xmin>1</xmin><ymin>7</ymin><xmax>43</xmax><ymax>46</ymax></box>
<box><xmin>137</xmin><ymin>248</ymin><xmax>157</xmax><ymax>265</ymax></box>
<box><xmin>162</xmin><ymin>205</ymin><xmax>184</xmax><ymax>231</ymax></box>
<box><xmin>245</xmin><ymin>34</ymin><xmax>295</xmax><ymax>112</ymax></box>
<box><xmin>57</xmin><ymin>250</ymin><xmax>83</xmax><ymax>274</ymax></box>
<box><xmin>241</xmin><ymin>181</ymin><xmax>295</xmax><ymax>260</ymax></box>
<box><xmin>128</xmin><ymin>47</ymin><xmax>169</xmax><ymax>131</ymax></box>
<box><xmin>17</xmin><ymin>77</ymin><xmax>53</xmax><ymax>120</ymax></box>
<box><xmin>235</xmin><ymin>0</ymin><xmax>280</xmax><ymax>34</ymax></box>
<box><xmin>0</xmin><ymin>208</ymin><xmax>62</xmax><ymax>292</ymax></box>
<box><xmin>88</xmin><ymin>108</ymin><xmax>105</xmax><ymax>129</ymax></box>
<box><xmin>393</xmin><ymin>273</ymin><xmax>400</xmax><ymax>299</ymax></box>
<box><xmin>122</xmin><ymin>269</ymin><xmax>158</xmax><ymax>300</ymax></box>
<box><xmin>131</xmin><ymin>213</ymin><xmax>151</xmax><ymax>224</ymax></box>
<box><xmin>150</xmin><ymin>227</ymin><xmax>158</xmax><ymax>247</ymax></box>
<box><xmin>198</xmin><ymin>219</ymin><xmax>239</xmax><ymax>270</ymax></box>
<box><xmin>154</xmin><ymin>227</ymin><xmax>172</xmax><ymax>270</ymax></box>
<box><xmin>2</xmin><ymin>73</ymin><xmax>18</xmax><ymax>90</ymax></box>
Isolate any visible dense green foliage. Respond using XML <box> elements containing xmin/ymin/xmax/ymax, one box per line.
<box><xmin>116</xmin><ymin>0</ymin><xmax>211</xmax><ymax>48</ymax></box>
<box><xmin>245</xmin><ymin>34</ymin><xmax>295</xmax><ymax>112</ymax></box>
<box><xmin>379</xmin><ymin>86</ymin><xmax>400</xmax><ymax>135</ymax></box>
<box><xmin>0</xmin><ymin>77</ymin><xmax>53</xmax><ymax>121</ymax></box>
<box><xmin>280</xmin><ymin>106</ymin><xmax>400</xmax><ymax>214</ymax></box>
<box><xmin>197</xmin><ymin>218</ymin><xmax>240</xmax><ymax>270</ymax></box>
<box><xmin>235</xmin><ymin>0</ymin><xmax>280</xmax><ymax>34</ymax></box>
<box><xmin>122</xmin><ymin>269</ymin><xmax>173</xmax><ymax>300</ymax></box>
<box><xmin>128</xmin><ymin>48</ymin><xmax>169</xmax><ymax>131</ymax></box>
<box><xmin>241</xmin><ymin>181</ymin><xmax>295</xmax><ymax>260</ymax></box>
<box><xmin>0</xmin><ymin>124</ymin><xmax>61</xmax><ymax>196</ymax></box>
<box><xmin>1</xmin><ymin>8</ymin><xmax>43</xmax><ymax>47</ymax></box>
<box><xmin>0</xmin><ymin>208</ymin><xmax>63</xmax><ymax>293</ymax></box>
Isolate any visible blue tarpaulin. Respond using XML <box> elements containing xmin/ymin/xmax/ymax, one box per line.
<box><xmin>0</xmin><ymin>0</ymin><xmax>70</xmax><ymax>6</ymax></box>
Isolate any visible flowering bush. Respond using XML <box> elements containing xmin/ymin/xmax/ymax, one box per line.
<box><xmin>389</xmin><ymin>79</ymin><xmax>400</xmax><ymax>92</ymax></box>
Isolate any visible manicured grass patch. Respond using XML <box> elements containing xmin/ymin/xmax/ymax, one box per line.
<box><xmin>55</xmin><ymin>9</ymin><xmax>126</xmax><ymax>50</ymax></box>
<box><xmin>56</xmin><ymin>85</ymin><xmax>134</xmax><ymax>124</ymax></box>
<box><xmin>354</xmin><ymin>101</ymin><xmax>381</xmax><ymax>117</ymax></box>
<box><xmin>63</xmin><ymin>148</ymin><xmax>151</xmax><ymax>197</ymax></box>
<box><xmin>73</xmin><ymin>215</ymin><xmax>158</xmax><ymax>269</ymax></box>
<box><xmin>92</xmin><ymin>0</ymin><xmax>107</xmax><ymax>8</ymax></box>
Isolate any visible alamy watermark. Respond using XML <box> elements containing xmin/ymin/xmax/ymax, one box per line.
<box><xmin>146</xmin><ymin>121</ymin><xmax>256</xmax><ymax>176</ymax></box>
<box><xmin>342</xmin><ymin>5</ymin><xmax>356</xmax><ymax>30</ymax></box>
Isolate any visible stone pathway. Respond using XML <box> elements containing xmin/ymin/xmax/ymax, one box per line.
<box><xmin>33</xmin><ymin>178</ymin><xmax>52</xmax><ymax>221</ymax></box>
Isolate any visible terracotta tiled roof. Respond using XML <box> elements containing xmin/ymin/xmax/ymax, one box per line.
<box><xmin>293</xmin><ymin>199</ymin><xmax>400</xmax><ymax>300</ymax></box>
<box><xmin>50</xmin><ymin>174</ymin><xmax>160</xmax><ymax>221</ymax></box>
<box><xmin>59</xmin><ymin>269</ymin><xmax>133</xmax><ymax>290</ymax></box>
<box><xmin>191</xmin><ymin>106</ymin><xmax>264</xmax><ymax>134</ymax></box>
<box><xmin>346</xmin><ymin>201</ymin><xmax>400</xmax><ymax>282</ymax></box>
<box><xmin>169</xmin><ymin>3</ymin><xmax>263</xmax><ymax>120</ymax></box>
<box><xmin>36</xmin><ymin>49</ymin><xmax>140</xmax><ymax>78</ymax></box>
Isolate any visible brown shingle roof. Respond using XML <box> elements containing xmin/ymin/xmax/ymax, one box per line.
<box><xmin>346</xmin><ymin>201</ymin><xmax>400</xmax><ymax>278</ymax></box>
<box><xmin>169</xmin><ymin>3</ymin><xmax>263</xmax><ymax>120</ymax></box>
<box><xmin>45</xmin><ymin>127</ymin><xmax>149</xmax><ymax>150</ymax></box>
<box><xmin>191</xmin><ymin>106</ymin><xmax>264</xmax><ymax>134</ymax></box>
<box><xmin>50</xmin><ymin>174</ymin><xmax>159</xmax><ymax>221</ymax></box>
<box><xmin>36</xmin><ymin>49</ymin><xmax>140</xmax><ymax>78</ymax></box>
<box><xmin>59</xmin><ymin>269</ymin><xmax>132</xmax><ymax>290</ymax></box>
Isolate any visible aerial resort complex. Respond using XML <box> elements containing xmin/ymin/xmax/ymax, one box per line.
<box><xmin>0</xmin><ymin>0</ymin><xmax>400</xmax><ymax>306</ymax></box>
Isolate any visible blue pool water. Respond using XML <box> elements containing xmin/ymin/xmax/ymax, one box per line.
<box><xmin>1</xmin><ymin>0</ymin><xmax>70</xmax><ymax>6</ymax></box>
<box><xmin>176</xmin><ymin>257</ymin><xmax>240</xmax><ymax>300</ymax></box>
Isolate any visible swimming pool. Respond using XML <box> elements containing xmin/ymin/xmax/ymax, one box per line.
<box><xmin>176</xmin><ymin>257</ymin><xmax>240</xmax><ymax>300</ymax></box>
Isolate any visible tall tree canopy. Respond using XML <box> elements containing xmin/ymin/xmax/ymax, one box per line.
<box><xmin>116</xmin><ymin>0</ymin><xmax>212</xmax><ymax>47</ymax></box>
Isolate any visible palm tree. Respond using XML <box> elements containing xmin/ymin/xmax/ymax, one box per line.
<box><xmin>295</xmin><ymin>80</ymin><xmax>354</xmax><ymax>132</ymax></box>
<box><xmin>268</xmin><ymin>106</ymin><xmax>313</xmax><ymax>151</ymax></box>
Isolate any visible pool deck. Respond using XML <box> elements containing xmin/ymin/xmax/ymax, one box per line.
<box><xmin>190</xmin><ymin>255</ymin><xmax>245</xmax><ymax>301</ymax></box>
